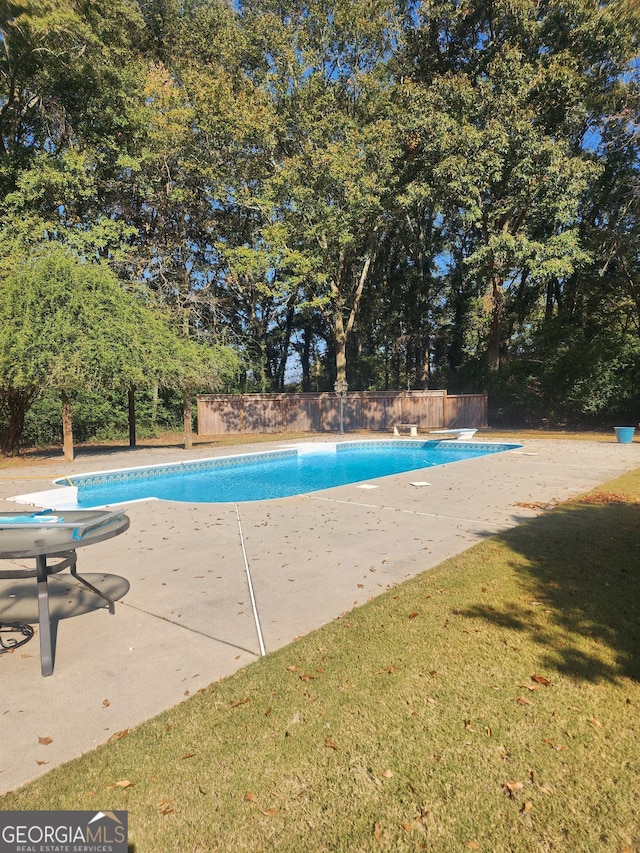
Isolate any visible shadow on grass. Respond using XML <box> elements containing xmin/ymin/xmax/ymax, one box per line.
<box><xmin>460</xmin><ymin>497</ymin><xmax>640</xmax><ymax>683</ymax></box>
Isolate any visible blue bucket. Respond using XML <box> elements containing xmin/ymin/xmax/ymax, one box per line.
<box><xmin>614</xmin><ymin>426</ymin><xmax>636</xmax><ymax>444</ymax></box>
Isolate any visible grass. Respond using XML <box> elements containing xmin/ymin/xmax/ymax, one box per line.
<box><xmin>1</xmin><ymin>465</ymin><xmax>640</xmax><ymax>851</ymax></box>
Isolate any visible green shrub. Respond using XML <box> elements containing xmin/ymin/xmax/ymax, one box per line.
<box><xmin>20</xmin><ymin>387</ymin><xmax>185</xmax><ymax>449</ymax></box>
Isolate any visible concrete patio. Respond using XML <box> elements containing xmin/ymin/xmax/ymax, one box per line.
<box><xmin>0</xmin><ymin>434</ymin><xmax>637</xmax><ymax>795</ymax></box>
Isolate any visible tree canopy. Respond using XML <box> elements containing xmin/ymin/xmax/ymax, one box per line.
<box><xmin>0</xmin><ymin>247</ymin><xmax>238</xmax><ymax>454</ymax></box>
<box><xmin>1</xmin><ymin>0</ymin><xmax>639</xmax><ymax>443</ymax></box>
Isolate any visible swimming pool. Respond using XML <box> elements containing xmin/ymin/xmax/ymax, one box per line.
<box><xmin>42</xmin><ymin>439</ymin><xmax>519</xmax><ymax>507</ymax></box>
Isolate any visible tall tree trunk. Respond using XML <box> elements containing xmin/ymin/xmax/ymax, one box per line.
<box><xmin>301</xmin><ymin>326</ymin><xmax>312</xmax><ymax>392</ymax></box>
<box><xmin>545</xmin><ymin>279</ymin><xmax>556</xmax><ymax>321</ymax></box>
<box><xmin>128</xmin><ymin>386</ymin><xmax>136</xmax><ymax>448</ymax></box>
<box><xmin>183</xmin><ymin>391</ymin><xmax>192</xmax><ymax>450</ymax></box>
<box><xmin>328</xmin><ymin>245</ymin><xmax>376</xmax><ymax>388</ymax></box>
<box><xmin>334</xmin><ymin>312</ymin><xmax>348</xmax><ymax>388</ymax></box>
<box><xmin>419</xmin><ymin>334</ymin><xmax>431</xmax><ymax>389</ymax></box>
<box><xmin>415</xmin><ymin>210</ymin><xmax>432</xmax><ymax>389</ymax></box>
<box><xmin>61</xmin><ymin>390</ymin><xmax>74</xmax><ymax>462</ymax></box>
<box><xmin>151</xmin><ymin>383</ymin><xmax>159</xmax><ymax>428</ymax></box>
<box><xmin>275</xmin><ymin>302</ymin><xmax>296</xmax><ymax>390</ymax></box>
<box><xmin>487</xmin><ymin>275</ymin><xmax>504</xmax><ymax>372</ymax></box>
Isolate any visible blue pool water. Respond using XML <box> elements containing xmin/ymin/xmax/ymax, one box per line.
<box><xmin>56</xmin><ymin>440</ymin><xmax>520</xmax><ymax>507</ymax></box>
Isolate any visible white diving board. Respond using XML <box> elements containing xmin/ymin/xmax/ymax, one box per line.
<box><xmin>429</xmin><ymin>428</ymin><xmax>478</xmax><ymax>440</ymax></box>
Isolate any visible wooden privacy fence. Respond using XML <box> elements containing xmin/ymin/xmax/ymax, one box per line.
<box><xmin>197</xmin><ymin>390</ymin><xmax>488</xmax><ymax>436</ymax></box>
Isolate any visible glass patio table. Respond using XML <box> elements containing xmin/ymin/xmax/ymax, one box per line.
<box><xmin>0</xmin><ymin>510</ymin><xmax>130</xmax><ymax>676</ymax></box>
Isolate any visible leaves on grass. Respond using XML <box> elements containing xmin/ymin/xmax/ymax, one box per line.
<box><xmin>544</xmin><ymin>738</ymin><xmax>567</xmax><ymax>751</ymax></box>
<box><xmin>409</xmin><ymin>612</ymin><xmax>419</xmax><ymax>619</ymax></box>
<box><xmin>588</xmin><ymin>716</ymin><xmax>602</xmax><ymax>728</ymax></box>
<box><xmin>107</xmin><ymin>780</ymin><xmax>134</xmax><ymax>790</ymax></box>
<box><xmin>244</xmin><ymin>792</ymin><xmax>278</xmax><ymax>816</ymax></box>
<box><xmin>579</xmin><ymin>492</ymin><xmax>639</xmax><ymax>505</ymax></box>
<box><xmin>464</xmin><ymin>842</ymin><xmax>481</xmax><ymax>850</ymax></box>
<box><xmin>157</xmin><ymin>798</ymin><xmax>174</xmax><ymax>815</ymax></box>
<box><xmin>373</xmin><ymin>822</ymin><xmax>382</xmax><ymax>841</ymax></box>
<box><xmin>517</xmin><ymin>696</ymin><xmax>532</xmax><ymax>706</ymax></box>
<box><xmin>520</xmin><ymin>801</ymin><xmax>533</xmax><ymax>815</ymax></box>
<box><xmin>230</xmin><ymin>697</ymin><xmax>250</xmax><ymax>708</ymax></box>
<box><xmin>107</xmin><ymin>730</ymin><xmax>129</xmax><ymax>743</ymax></box>
<box><xmin>503</xmin><ymin>781</ymin><xmax>525</xmax><ymax>797</ymax></box>
<box><xmin>531</xmin><ymin>674</ymin><xmax>553</xmax><ymax>686</ymax></box>
<box><xmin>324</xmin><ymin>737</ymin><xmax>339</xmax><ymax>750</ymax></box>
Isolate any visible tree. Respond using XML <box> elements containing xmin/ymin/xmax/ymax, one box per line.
<box><xmin>0</xmin><ymin>0</ymin><xmax>147</xmax><ymax>260</ymax></box>
<box><xmin>238</xmin><ymin>0</ymin><xmax>405</xmax><ymax>389</ymax></box>
<box><xmin>0</xmin><ymin>247</ymin><xmax>237</xmax><ymax>457</ymax></box>
<box><xmin>0</xmin><ymin>1</ymin><xmax>243</xmax><ymax>451</ymax></box>
<box><xmin>396</xmin><ymin>0</ymin><xmax>632</xmax><ymax>374</ymax></box>
<box><xmin>114</xmin><ymin>0</ymin><xmax>273</xmax><ymax>347</ymax></box>
<box><xmin>3</xmin><ymin>0</ymin><xmax>638</xmax><ymax>437</ymax></box>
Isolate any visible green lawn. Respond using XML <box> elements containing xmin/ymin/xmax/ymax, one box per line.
<box><xmin>2</xmin><ymin>468</ymin><xmax>639</xmax><ymax>852</ymax></box>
